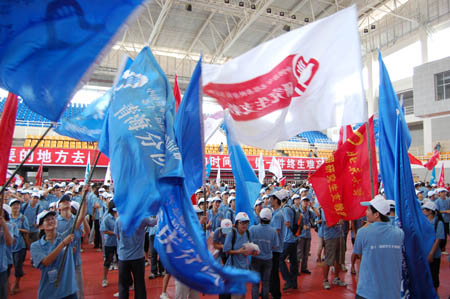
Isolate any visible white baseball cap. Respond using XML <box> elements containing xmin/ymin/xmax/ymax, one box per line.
<box><xmin>64</xmin><ymin>191</ymin><xmax>73</xmax><ymax>196</ymax></box>
<box><xmin>193</xmin><ymin>205</ymin><xmax>203</xmax><ymax>213</ymax></box>
<box><xmin>207</xmin><ymin>197</ymin><xmax>214</xmax><ymax>203</ymax></box>
<box><xmin>386</xmin><ymin>200</ymin><xmax>395</xmax><ymax>208</ymax></box>
<box><xmin>98</xmin><ymin>188</ymin><xmax>106</xmax><ymax>193</ymax></box>
<box><xmin>101</xmin><ymin>191</ymin><xmax>109</xmax><ymax>198</ymax></box>
<box><xmin>220</xmin><ymin>219</ymin><xmax>233</xmax><ymax>234</ymax></box>
<box><xmin>36</xmin><ymin>210</ymin><xmax>57</xmax><ymax>226</ymax></box>
<box><xmin>31</xmin><ymin>192</ymin><xmax>40</xmax><ymax>198</ymax></box>
<box><xmin>228</xmin><ymin>196</ymin><xmax>235</xmax><ymax>202</ymax></box>
<box><xmin>427</xmin><ymin>191</ymin><xmax>435</xmax><ymax>197</ymax></box>
<box><xmin>213</xmin><ymin>197</ymin><xmax>222</xmax><ymax>202</ymax></box>
<box><xmin>221</xmin><ymin>191</ymin><xmax>229</xmax><ymax>196</ymax></box>
<box><xmin>299</xmin><ymin>188</ymin><xmax>308</xmax><ymax>193</ymax></box>
<box><xmin>292</xmin><ymin>194</ymin><xmax>300</xmax><ymax>200</ymax></box>
<box><xmin>60</xmin><ymin>182</ymin><xmax>66</xmax><ymax>187</ymax></box>
<box><xmin>197</xmin><ymin>198</ymin><xmax>205</xmax><ymax>205</ymax></box>
<box><xmin>254</xmin><ymin>199</ymin><xmax>263</xmax><ymax>207</ymax></box>
<box><xmin>230</xmin><ymin>189</ymin><xmax>236</xmax><ymax>194</ymax></box>
<box><xmin>235</xmin><ymin>212</ymin><xmax>250</xmax><ymax>222</ymax></box>
<box><xmin>422</xmin><ymin>201</ymin><xmax>437</xmax><ymax>211</ymax></box>
<box><xmin>9</xmin><ymin>198</ymin><xmax>21</xmax><ymax>206</ymax></box>
<box><xmin>215</xmin><ymin>191</ymin><xmax>221</xmax><ymax>195</ymax></box>
<box><xmin>3</xmin><ymin>204</ymin><xmax>12</xmax><ymax>216</ymax></box>
<box><xmin>68</xmin><ymin>182</ymin><xmax>75</xmax><ymax>187</ymax></box>
<box><xmin>262</xmin><ymin>194</ymin><xmax>269</xmax><ymax>199</ymax></box>
<box><xmin>71</xmin><ymin>201</ymin><xmax>80</xmax><ymax>211</ymax></box>
<box><xmin>260</xmin><ymin>208</ymin><xmax>272</xmax><ymax>221</ymax></box>
<box><xmin>49</xmin><ymin>202</ymin><xmax>57</xmax><ymax>209</ymax></box>
<box><xmin>361</xmin><ymin>195</ymin><xmax>390</xmax><ymax>216</ymax></box>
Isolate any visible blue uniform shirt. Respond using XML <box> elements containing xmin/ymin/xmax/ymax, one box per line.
<box><xmin>56</xmin><ymin>215</ymin><xmax>83</xmax><ymax>267</ymax></box>
<box><xmin>432</xmin><ymin>216</ymin><xmax>445</xmax><ymax>259</ymax></box>
<box><xmin>435</xmin><ymin>197</ymin><xmax>450</xmax><ymax>222</ymax></box>
<box><xmin>38</xmin><ymin>199</ymin><xmax>50</xmax><ymax>211</ymax></box>
<box><xmin>115</xmin><ymin>217</ymin><xmax>156</xmax><ymax>261</ymax></box>
<box><xmin>223</xmin><ymin>228</ymin><xmax>251</xmax><ymax>269</ymax></box>
<box><xmin>30</xmin><ymin>228</ymin><xmax>78</xmax><ymax>299</ymax></box>
<box><xmin>10</xmin><ymin>214</ymin><xmax>30</xmax><ymax>252</ymax></box>
<box><xmin>208</xmin><ymin>210</ymin><xmax>222</xmax><ymax>233</ymax></box>
<box><xmin>320</xmin><ymin>209</ymin><xmax>343</xmax><ymax>240</ymax></box>
<box><xmin>101</xmin><ymin>213</ymin><xmax>117</xmax><ymax>247</ymax></box>
<box><xmin>282</xmin><ymin>205</ymin><xmax>296</xmax><ymax>243</ymax></box>
<box><xmin>270</xmin><ymin>208</ymin><xmax>284</xmax><ymax>253</ymax></box>
<box><xmin>299</xmin><ymin>207</ymin><xmax>315</xmax><ymax>239</ymax></box>
<box><xmin>1</xmin><ymin>223</ymin><xmax>18</xmax><ymax>272</ymax></box>
<box><xmin>353</xmin><ymin>222</ymin><xmax>404</xmax><ymax>299</ymax></box>
<box><xmin>224</xmin><ymin>208</ymin><xmax>235</xmax><ymax>224</ymax></box>
<box><xmin>249</xmin><ymin>223</ymin><xmax>279</xmax><ymax>260</ymax></box>
<box><xmin>253</xmin><ymin>212</ymin><xmax>260</xmax><ymax>225</ymax></box>
<box><xmin>22</xmin><ymin>202</ymin><xmax>41</xmax><ymax>233</ymax></box>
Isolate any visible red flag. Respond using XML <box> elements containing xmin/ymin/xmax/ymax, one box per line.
<box><xmin>310</xmin><ymin>116</ymin><xmax>378</xmax><ymax>226</ymax></box>
<box><xmin>35</xmin><ymin>161</ymin><xmax>44</xmax><ymax>186</ymax></box>
<box><xmin>423</xmin><ymin>151</ymin><xmax>440</xmax><ymax>170</ymax></box>
<box><xmin>337</xmin><ymin>125</ymin><xmax>354</xmax><ymax>148</ymax></box>
<box><xmin>173</xmin><ymin>74</ymin><xmax>182</xmax><ymax>111</ymax></box>
<box><xmin>0</xmin><ymin>93</ymin><xmax>19</xmax><ymax>185</ymax></box>
<box><xmin>279</xmin><ymin>177</ymin><xmax>286</xmax><ymax>187</ymax></box>
<box><xmin>408</xmin><ymin>153</ymin><xmax>423</xmax><ymax>166</ymax></box>
<box><xmin>438</xmin><ymin>163</ymin><xmax>445</xmax><ymax>188</ymax></box>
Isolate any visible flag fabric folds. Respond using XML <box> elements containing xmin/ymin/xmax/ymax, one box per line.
<box><xmin>224</xmin><ymin>112</ymin><xmax>262</xmax><ymax>225</ymax></box>
<box><xmin>84</xmin><ymin>152</ymin><xmax>91</xmax><ymax>183</ymax></box>
<box><xmin>206</xmin><ymin>158</ymin><xmax>212</xmax><ymax>180</ymax></box>
<box><xmin>155</xmin><ymin>59</ymin><xmax>260</xmax><ymax>294</ymax></box>
<box><xmin>204</xmin><ymin>111</ymin><xmax>224</xmax><ymax>143</ymax></box>
<box><xmin>337</xmin><ymin>125</ymin><xmax>354</xmax><ymax>149</ymax></box>
<box><xmin>35</xmin><ymin>161</ymin><xmax>44</xmax><ymax>187</ymax></box>
<box><xmin>424</xmin><ymin>151</ymin><xmax>440</xmax><ymax>171</ymax></box>
<box><xmin>174</xmin><ymin>59</ymin><xmax>204</xmax><ymax>197</ymax></box>
<box><xmin>173</xmin><ymin>74</ymin><xmax>182</xmax><ymax>111</ymax></box>
<box><xmin>430</xmin><ymin>167</ymin><xmax>437</xmax><ymax>186</ymax></box>
<box><xmin>0</xmin><ymin>93</ymin><xmax>18</xmax><ymax>185</ymax></box>
<box><xmin>408</xmin><ymin>153</ymin><xmax>423</xmax><ymax>166</ymax></box>
<box><xmin>268</xmin><ymin>156</ymin><xmax>282</xmax><ymax>180</ymax></box>
<box><xmin>202</xmin><ymin>6</ymin><xmax>366</xmax><ymax>149</ymax></box>
<box><xmin>0</xmin><ymin>1</ymin><xmax>145</xmax><ymax>121</ymax></box>
<box><xmin>104</xmin><ymin>163</ymin><xmax>112</xmax><ymax>185</ymax></box>
<box><xmin>99</xmin><ymin>47</ymin><xmax>183</xmax><ymax>234</ymax></box>
<box><xmin>378</xmin><ymin>52</ymin><xmax>437</xmax><ymax>299</ymax></box>
<box><xmin>216</xmin><ymin>165</ymin><xmax>221</xmax><ymax>186</ymax></box>
<box><xmin>310</xmin><ymin>116</ymin><xmax>378</xmax><ymax>226</ymax></box>
<box><xmin>55</xmin><ymin>57</ymin><xmax>133</xmax><ymax>142</ymax></box>
<box><xmin>6</xmin><ymin>170</ymin><xmax>23</xmax><ymax>187</ymax></box>
<box><xmin>258</xmin><ymin>152</ymin><xmax>265</xmax><ymax>184</ymax></box>
<box><xmin>438</xmin><ymin>163</ymin><xmax>445</xmax><ymax>188</ymax></box>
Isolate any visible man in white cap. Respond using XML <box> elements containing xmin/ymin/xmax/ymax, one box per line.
<box><xmin>422</xmin><ymin>200</ymin><xmax>445</xmax><ymax>291</ymax></box>
<box><xmin>352</xmin><ymin>195</ymin><xmax>404</xmax><ymax>299</ymax></box>
<box><xmin>434</xmin><ymin>188</ymin><xmax>450</xmax><ymax>254</ymax></box>
<box><xmin>249</xmin><ymin>208</ymin><xmax>279</xmax><ymax>299</ymax></box>
<box><xmin>253</xmin><ymin>199</ymin><xmax>263</xmax><ymax>225</ymax></box>
<box><xmin>0</xmin><ymin>204</ymin><xmax>17</xmax><ymax>299</ymax></box>
<box><xmin>213</xmin><ymin>219</ymin><xmax>233</xmax><ymax>265</ymax></box>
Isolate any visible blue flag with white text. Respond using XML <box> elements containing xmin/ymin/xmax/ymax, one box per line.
<box><xmin>155</xmin><ymin>60</ymin><xmax>260</xmax><ymax>293</ymax></box>
<box><xmin>0</xmin><ymin>0</ymin><xmax>144</xmax><ymax>121</ymax></box>
<box><xmin>174</xmin><ymin>58</ymin><xmax>204</xmax><ymax>197</ymax></box>
<box><xmin>206</xmin><ymin>157</ymin><xmax>212</xmax><ymax>180</ymax></box>
<box><xmin>430</xmin><ymin>167</ymin><xmax>437</xmax><ymax>186</ymax></box>
<box><xmin>224</xmin><ymin>112</ymin><xmax>261</xmax><ymax>225</ymax></box>
<box><xmin>99</xmin><ymin>47</ymin><xmax>183</xmax><ymax>234</ymax></box>
<box><xmin>55</xmin><ymin>58</ymin><xmax>133</xmax><ymax>142</ymax></box>
<box><xmin>378</xmin><ymin>52</ymin><xmax>437</xmax><ymax>299</ymax></box>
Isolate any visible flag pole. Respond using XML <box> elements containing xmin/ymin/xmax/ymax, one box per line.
<box><xmin>55</xmin><ymin>149</ymin><xmax>101</xmax><ymax>287</ymax></box>
<box><xmin>366</xmin><ymin>121</ymin><xmax>375</xmax><ymax>198</ymax></box>
<box><xmin>423</xmin><ymin>169</ymin><xmax>430</xmax><ymax>182</ymax></box>
<box><xmin>0</xmin><ymin>123</ymin><xmax>54</xmax><ymax>197</ymax></box>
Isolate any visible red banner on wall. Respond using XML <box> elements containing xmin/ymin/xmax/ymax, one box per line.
<box><xmin>8</xmin><ymin>147</ymin><xmax>110</xmax><ymax>167</ymax></box>
<box><xmin>8</xmin><ymin>147</ymin><xmax>326</xmax><ymax>171</ymax></box>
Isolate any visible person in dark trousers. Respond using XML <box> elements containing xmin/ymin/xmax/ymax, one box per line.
<box><xmin>269</xmin><ymin>193</ymin><xmax>284</xmax><ymax>299</ymax></box>
<box><xmin>280</xmin><ymin>193</ymin><xmax>298</xmax><ymax>290</ymax></box>
<box><xmin>115</xmin><ymin>215</ymin><xmax>157</xmax><ymax>299</ymax></box>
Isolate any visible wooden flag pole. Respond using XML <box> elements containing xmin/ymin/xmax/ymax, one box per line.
<box><xmin>366</xmin><ymin>121</ymin><xmax>376</xmax><ymax>198</ymax></box>
<box><xmin>55</xmin><ymin>149</ymin><xmax>101</xmax><ymax>287</ymax></box>
<box><xmin>0</xmin><ymin>123</ymin><xmax>54</xmax><ymax>197</ymax></box>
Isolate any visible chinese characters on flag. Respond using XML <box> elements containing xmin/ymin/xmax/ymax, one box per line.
<box><xmin>310</xmin><ymin>116</ymin><xmax>378</xmax><ymax>226</ymax></box>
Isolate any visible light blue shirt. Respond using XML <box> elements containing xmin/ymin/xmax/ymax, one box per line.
<box><xmin>22</xmin><ymin>202</ymin><xmax>41</xmax><ymax>233</ymax></box>
<box><xmin>10</xmin><ymin>214</ymin><xmax>30</xmax><ymax>252</ymax></box>
<box><xmin>208</xmin><ymin>210</ymin><xmax>222</xmax><ymax>233</ymax></box>
<box><xmin>224</xmin><ymin>208</ymin><xmax>235</xmax><ymax>224</ymax></box>
<box><xmin>56</xmin><ymin>215</ymin><xmax>83</xmax><ymax>267</ymax></box>
<box><xmin>320</xmin><ymin>209</ymin><xmax>343</xmax><ymax>240</ymax></box>
<box><xmin>30</xmin><ymin>228</ymin><xmax>78</xmax><ymax>299</ymax></box>
<box><xmin>72</xmin><ymin>195</ymin><xmax>82</xmax><ymax>204</ymax></box>
<box><xmin>432</xmin><ymin>216</ymin><xmax>445</xmax><ymax>259</ymax></box>
<box><xmin>282</xmin><ymin>205</ymin><xmax>296</xmax><ymax>243</ymax></box>
<box><xmin>270</xmin><ymin>208</ymin><xmax>284</xmax><ymax>253</ymax></box>
<box><xmin>253</xmin><ymin>212</ymin><xmax>260</xmax><ymax>225</ymax></box>
<box><xmin>298</xmin><ymin>207</ymin><xmax>315</xmax><ymax>239</ymax></box>
<box><xmin>115</xmin><ymin>217</ymin><xmax>156</xmax><ymax>261</ymax></box>
<box><xmin>224</xmin><ymin>228</ymin><xmax>250</xmax><ymax>269</ymax></box>
<box><xmin>435</xmin><ymin>197</ymin><xmax>450</xmax><ymax>222</ymax></box>
<box><xmin>38</xmin><ymin>199</ymin><xmax>50</xmax><ymax>211</ymax></box>
<box><xmin>353</xmin><ymin>222</ymin><xmax>404</xmax><ymax>299</ymax></box>
<box><xmin>249</xmin><ymin>223</ymin><xmax>279</xmax><ymax>260</ymax></box>
<box><xmin>1</xmin><ymin>223</ymin><xmax>18</xmax><ymax>272</ymax></box>
<box><xmin>100</xmin><ymin>213</ymin><xmax>117</xmax><ymax>247</ymax></box>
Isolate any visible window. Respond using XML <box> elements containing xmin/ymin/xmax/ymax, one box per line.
<box><xmin>435</xmin><ymin>71</ymin><xmax>450</xmax><ymax>101</ymax></box>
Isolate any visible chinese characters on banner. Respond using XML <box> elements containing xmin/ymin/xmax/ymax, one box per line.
<box><xmin>8</xmin><ymin>147</ymin><xmax>325</xmax><ymax>171</ymax></box>
<box><xmin>310</xmin><ymin>116</ymin><xmax>378</xmax><ymax>226</ymax></box>
<box><xmin>8</xmin><ymin>147</ymin><xmax>110</xmax><ymax>167</ymax></box>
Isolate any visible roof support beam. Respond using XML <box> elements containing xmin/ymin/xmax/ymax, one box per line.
<box><xmin>147</xmin><ymin>0</ymin><xmax>174</xmax><ymax>45</ymax></box>
<box><xmin>188</xmin><ymin>12</ymin><xmax>216</xmax><ymax>52</ymax></box>
<box><xmin>211</xmin><ymin>0</ymin><xmax>275</xmax><ymax>62</ymax></box>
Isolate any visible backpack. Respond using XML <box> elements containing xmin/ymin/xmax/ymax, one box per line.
<box><xmin>228</xmin><ymin>228</ymin><xmax>251</xmax><ymax>266</ymax></box>
<box><xmin>285</xmin><ymin>205</ymin><xmax>303</xmax><ymax>237</ymax></box>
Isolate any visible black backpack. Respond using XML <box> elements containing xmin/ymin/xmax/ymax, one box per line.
<box><xmin>285</xmin><ymin>205</ymin><xmax>303</xmax><ymax>237</ymax></box>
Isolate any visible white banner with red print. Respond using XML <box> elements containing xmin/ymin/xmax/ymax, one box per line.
<box><xmin>8</xmin><ymin>147</ymin><xmax>324</xmax><ymax>171</ymax></box>
<box><xmin>203</xmin><ymin>6</ymin><xmax>367</xmax><ymax>149</ymax></box>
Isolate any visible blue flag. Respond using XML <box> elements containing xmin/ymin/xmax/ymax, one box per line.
<box><xmin>99</xmin><ymin>47</ymin><xmax>183</xmax><ymax>234</ymax></box>
<box><xmin>155</xmin><ymin>59</ymin><xmax>260</xmax><ymax>294</ymax></box>
<box><xmin>0</xmin><ymin>0</ymin><xmax>144</xmax><ymax>121</ymax></box>
<box><xmin>55</xmin><ymin>57</ymin><xmax>133</xmax><ymax>142</ymax></box>
<box><xmin>205</xmin><ymin>157</ymin><xmax>212</xmax><ymax>180</ymax></box>
<box><xmin>430</xmin><ymin>167</ymin><xmax>437</xmax><ymax>186</ymax></box>
<box><xmin>378</xmin><ymin>52</ymin><xmax>437</xmax><ymax>299</ymax></box>
<box><xmin>224</xmin><ymin>112</ymin><xmax>262</xmax><ymax>225</ymax></box>
<box><xmin>174</xmin><ymin>58</ymin><xmax>204</xmax><ymax>197</ymax></box>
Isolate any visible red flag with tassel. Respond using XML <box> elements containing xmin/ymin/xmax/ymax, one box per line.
<box><xmin>0</xmin><ymin>93</ymin><xmax>19</xmax><ymax>185</ymax></box>
<box><xmin>173</xmin><ymin>74</ymin><xmax>182</xmax><ymax>111</ymax></box>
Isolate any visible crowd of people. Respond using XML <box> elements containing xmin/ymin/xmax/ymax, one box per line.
<box><xmin>0</xmin><ymin>178</ymin><xmax>449</xmax><ymax>299</ymax></box>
